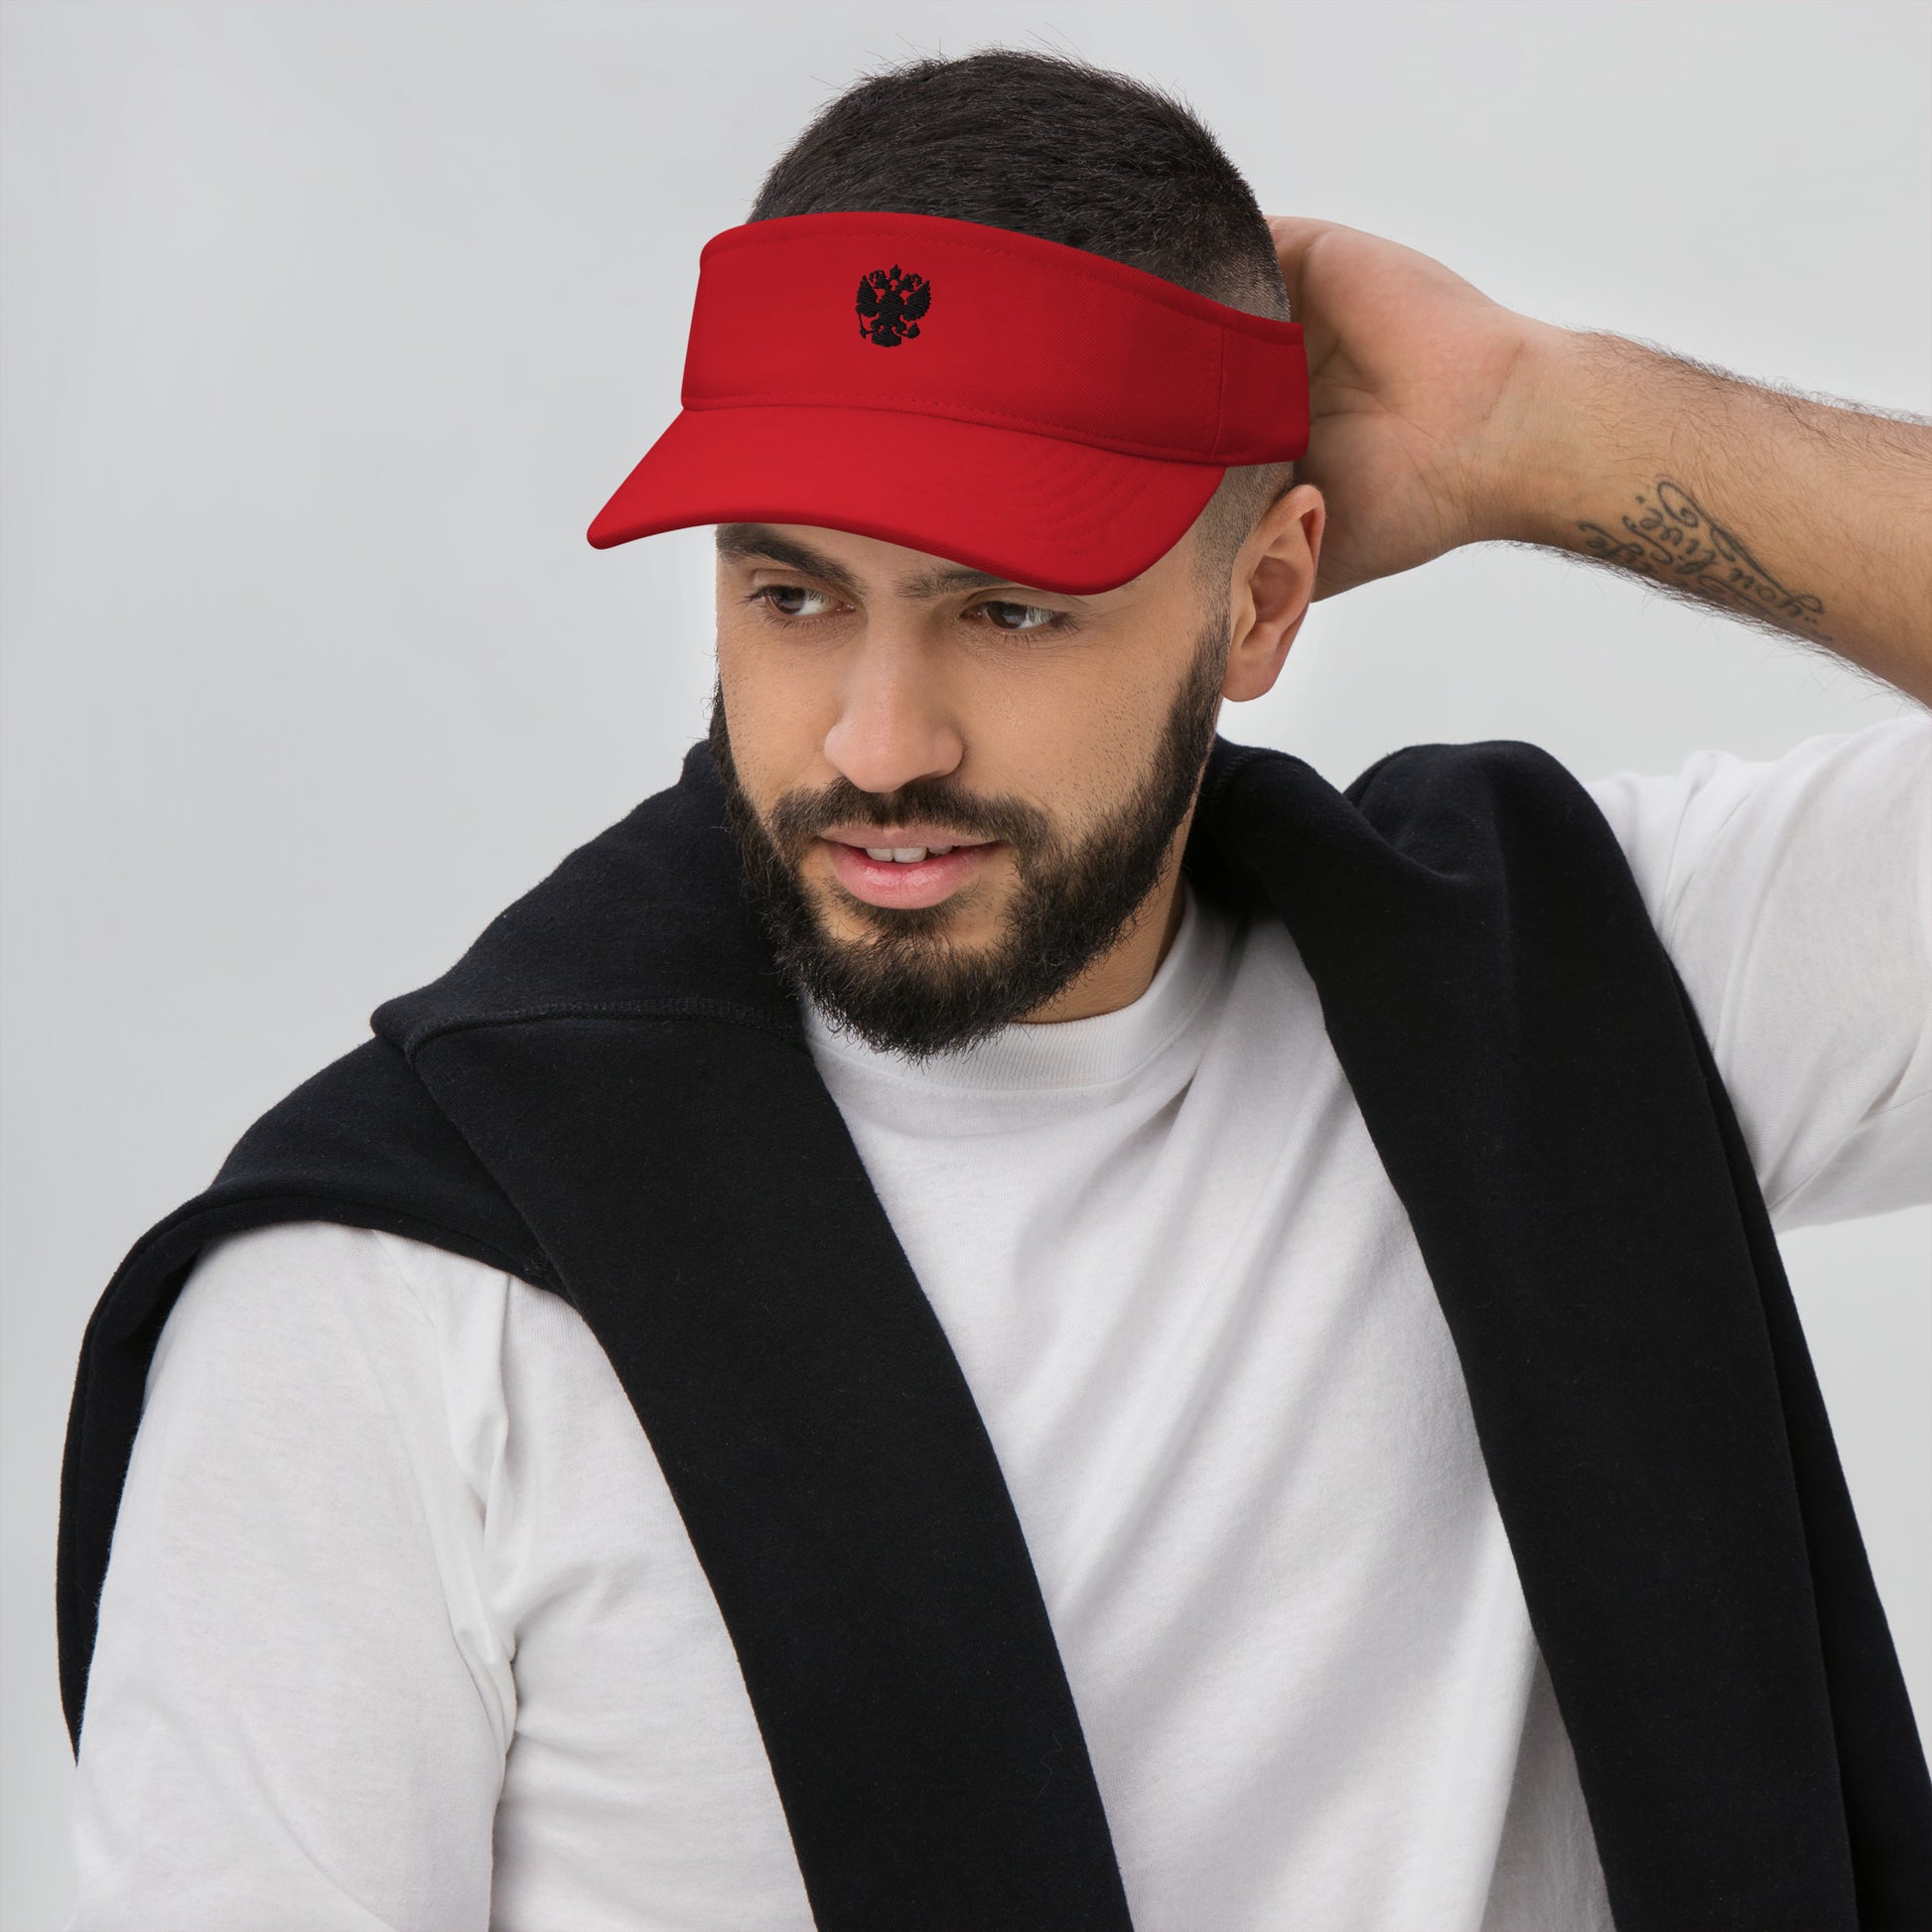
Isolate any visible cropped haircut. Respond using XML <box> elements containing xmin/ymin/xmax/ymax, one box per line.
<box><xmin>748</xmin><ymin>50</ymin><xmax>1297</xmax><ymax>609</ymax></box>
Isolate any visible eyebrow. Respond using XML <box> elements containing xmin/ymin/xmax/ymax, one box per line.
<box><xmin>715</xmin><ymin>524</ymin><xmax>1041</xmax><ymax>603</ymax></box>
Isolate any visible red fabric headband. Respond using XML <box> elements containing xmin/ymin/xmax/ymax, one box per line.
<box><xmin>587</xmin><ymin>211</ymin><xmax>1310</xmax><ymax>594</ymax></box>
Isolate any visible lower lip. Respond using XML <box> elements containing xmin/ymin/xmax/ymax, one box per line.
<box><xmin>824</xmin><ymin>838</ymin><xmax>1000</xmax><ymax>908</ymax></box>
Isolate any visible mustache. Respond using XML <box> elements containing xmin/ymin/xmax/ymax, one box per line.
<box><xmin>765</xmin><ymin>780</ymin><xmax>1052</xmax><ymax>858</ymax></box>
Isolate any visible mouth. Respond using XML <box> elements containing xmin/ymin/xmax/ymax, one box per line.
<box><xmin>820</xmin><ymin>837</ymin><xmax>1004</xmax><ymax>909</ymax></box>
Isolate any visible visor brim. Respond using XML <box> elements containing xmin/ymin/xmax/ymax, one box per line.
<box><xmin>586</xmin><ymin>405</ymin><xmax>1227</xmax><ymax>596</ymax></box>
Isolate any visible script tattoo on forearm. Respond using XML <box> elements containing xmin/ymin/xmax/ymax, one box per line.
<box><xmin>1574</xmin><ymin>479</ymin><xmax>1835</xmax><ymax>645</ymax></box>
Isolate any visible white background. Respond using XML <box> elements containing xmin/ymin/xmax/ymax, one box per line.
<box><xmin>2</xmin><ymin>2</ymin><xmax>1926</xmax><ymax>1924</ymax></box>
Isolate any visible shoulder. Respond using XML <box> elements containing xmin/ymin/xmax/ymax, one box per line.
<box><xmin>151</xmin><ymin>1221</ymin><xmax>532</xmax><ymax>1410</ymax></box>
<box><xmin>198</xmin><ymin>1037</ymin><xmax>554</xmax><ymax>1292</ymax></box>
<box><xmin>1343</xmin><ymin>736</ymin><xmax>1629</xmax><ymax>876</ymax></box>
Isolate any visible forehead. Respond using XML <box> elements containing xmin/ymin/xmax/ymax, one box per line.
<box><xmin>715</xmin><ymin>523</ymin><xmax>1161</xmax><ymax>602</ymax></box>
<box><xmin>716</xmin><ymin>523</ymin><xmax>1003</xmax><ymax>593</ymax></box>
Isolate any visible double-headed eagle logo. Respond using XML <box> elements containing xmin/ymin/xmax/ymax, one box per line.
<box><xmin>855</xmin><ymin>265</ymin><xmax>931</xmax><ymax>346</ymax></box>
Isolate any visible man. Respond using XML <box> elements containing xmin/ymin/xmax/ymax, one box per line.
<box><xmin>60</xmin><ymin>48</ymin><xmax>1929</xmax><ymax>1932</ymax></box>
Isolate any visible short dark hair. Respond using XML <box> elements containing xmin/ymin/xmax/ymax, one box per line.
<box><xmin>749</xmin><ymin>49</ymin><xmax>1295</xmax><ymax>601</ymax></box>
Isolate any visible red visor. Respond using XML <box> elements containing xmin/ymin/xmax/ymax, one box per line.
<box><xmin>586</xmin><ymin>211</ymin><xmax>1309</xmax><ymax>595</ymax></box>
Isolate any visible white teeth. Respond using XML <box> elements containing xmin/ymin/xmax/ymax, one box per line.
<box><xmin>859</xmin><ymin>844</ymin><xmax>960</xmax><ymax>863</ymax></box>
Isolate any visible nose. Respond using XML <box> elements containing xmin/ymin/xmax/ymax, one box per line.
<box><xmin>821</xmin><ymin>623</ymin><xmax>965</xmax><ymax>799</ymax></box>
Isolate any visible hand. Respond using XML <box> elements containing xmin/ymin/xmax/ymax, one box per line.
<box><xmin>1267</xmin><ymin>215</ymin><xmax>1559</xmax><ymax>603</ymax></box>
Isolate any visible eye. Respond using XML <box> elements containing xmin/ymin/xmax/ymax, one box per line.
<box><xmin>750</xmin><ymin>583</ymin><xmax>838</xmax><ymax>620</ymax></box>
<box><xmin>970</xmin><ymin>599</ymin><xmax>1064</xmax><ymax>633</ymax></box>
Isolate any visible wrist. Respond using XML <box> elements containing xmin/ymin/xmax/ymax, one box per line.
<box><xmin>1464</xmin><ymin>320</ymin><xmax>1612</xmax><ymax>551</ymax></box>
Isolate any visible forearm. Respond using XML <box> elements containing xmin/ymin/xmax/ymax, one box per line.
<box><xmin>1481</xmin><ymin>323</ymin><xmax>1932</xmax><ymax>707</ymax></box>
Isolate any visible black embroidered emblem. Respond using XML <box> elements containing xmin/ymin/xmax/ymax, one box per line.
<box><xmin>855</xmin><ymin>265</ymin><xmax>931</xmax><ymax>346</ymax></box>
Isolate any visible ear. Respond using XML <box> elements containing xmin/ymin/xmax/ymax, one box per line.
<box><xmin>1223</xmin><ymin>484</ymin><xmax>1325</xmax><ymax>702</ymax></box>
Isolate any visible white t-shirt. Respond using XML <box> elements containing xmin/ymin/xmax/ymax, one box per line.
<box><xmin>68</xmin><ymin>719</ymin><xmax>1932</xmax><ymax>1932</ymax></box>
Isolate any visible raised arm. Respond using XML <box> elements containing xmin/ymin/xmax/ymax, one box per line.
<box><xmin>1268</xmin><ymin>215</ymin><xmax>1932</xmax><ymax>707</ymax></box>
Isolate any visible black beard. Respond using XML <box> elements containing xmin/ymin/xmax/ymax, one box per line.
<box><xmin>707</xmin><ymin>615</ymin><xmax>1228</xmax><ymax>1064</ymax></box>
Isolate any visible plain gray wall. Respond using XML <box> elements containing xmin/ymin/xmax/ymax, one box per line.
<box><xmin>3</xmin><ymin>2</ymin><xmax>1926</xmax><ymax>1924</ymax></box>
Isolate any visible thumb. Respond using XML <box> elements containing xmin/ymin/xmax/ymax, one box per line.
<box><xmin>1264</xmin><ymin>214</ymin><xmax>1368</xmax><ymax>328</ymax></box>
<box><xmin>1264</xmin><ymin>213</ymin><xmax>1336</xmax><ymax>293</ymax></box>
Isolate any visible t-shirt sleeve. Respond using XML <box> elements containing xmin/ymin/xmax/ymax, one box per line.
<box><xmin>1586</xmin><ymin>713</ymin><xmax>1932</xmax><ymax>1230</ymax></box>
<box><xmin>66</xmin><ymin>1221</ymin><xmax>509</xmax><ymax>1932</ymax></box>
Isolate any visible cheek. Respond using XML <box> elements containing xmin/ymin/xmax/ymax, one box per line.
<box><xmin>1019</xmin><ymin>638</ymin><xmax>1175</xmax><ymax>761</ymax></box>
<box><xmin>714</xmin><ymin>637</ymin><xmax>836</xmax><ymax>805</ymax></box>
<box><xmin>957</xmin><ymin>658</ymin><xmax>1160</xmax><ymax>834</ymax></box>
